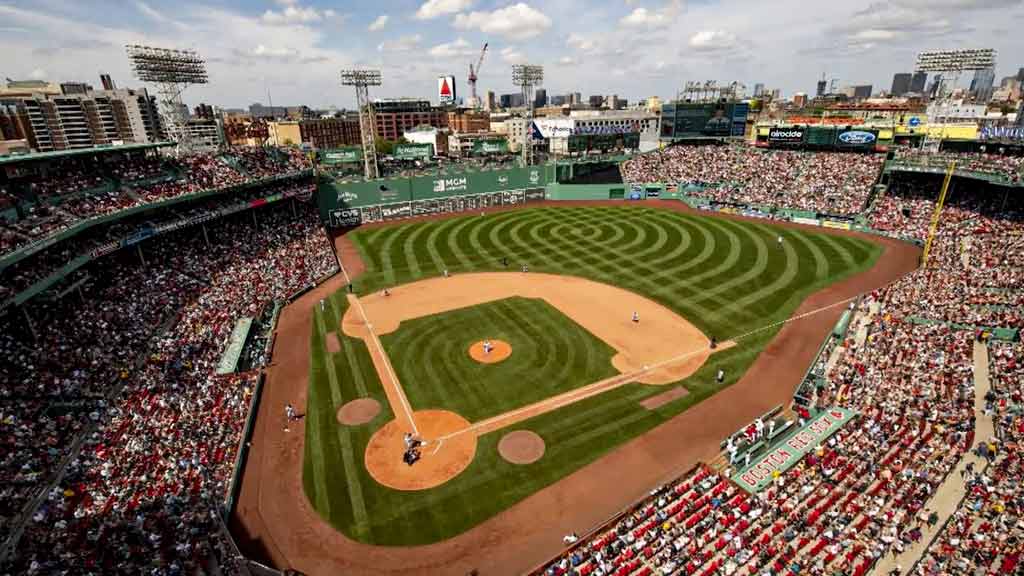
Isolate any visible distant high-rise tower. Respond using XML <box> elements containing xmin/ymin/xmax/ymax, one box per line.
<box><xmin>100</xmin><ymin>73</ymin><xmax>116</xmax><ymax>91</ymax></box>
<box><xmin>970</xmin><ymin>68</ymin><xmax>996</xmax><ymax>102</ymax></box>
<box><xmin>891</xmin><ymin>73</ymin><xmax>911</xmax><ymax>97</ymax></box>
<box><xmin>816</xmin><ymin>79</ymin><xmax>827</xmax><ymax>97</ymax></box>
<box><xmin>753</xmin><ymin>83</ymin><xmax>765</xmax><ymax>97</ymax></box>
<box><xmin>910</xmin><ymin>71</ymin><xmax>928</xmax><ymax>94</ymax></box>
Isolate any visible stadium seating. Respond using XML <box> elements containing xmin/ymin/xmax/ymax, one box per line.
<box><xmin>622</xmin><ymin>145</ymin><xmax>885</xmax><ymax>216</ymax></box>
<box><xmin>0</xmin><ymin>148</ymin><xmax>312</xmax><ymax>260</ymax></box>
<box><xmin>0</xmin><ymin>187</ymin><xmax>336</xmax><ymax>573</ymax></box>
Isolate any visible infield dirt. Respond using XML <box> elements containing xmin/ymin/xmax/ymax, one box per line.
<box><xmin>230</xmin><ymin>200</ymin><xmax>921</xmax><ymax>576</ymax></box>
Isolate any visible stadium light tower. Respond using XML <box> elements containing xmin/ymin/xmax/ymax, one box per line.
<box><xmin>126</xmin><ymin>45</ymin><xmax>208</xmax><ymax>154</ymax></box>
<box><xmin>915</xmin><ymin>48</ymin><xmax>996</xmax><ymax>149</ymax></box>
<box><xmin>915</xmin><ymin>48</ymin><xmax>996</xmax><ymax>100</ymax></box>
<box><xmin>512</xmin><ymin>64</ymin><xmax>543</xmax><ymax>166</ymax></box>
<box><xmin>341</xmin><ymin>69</ymin><xmax>382</xmax><ymax>180</ymax></box>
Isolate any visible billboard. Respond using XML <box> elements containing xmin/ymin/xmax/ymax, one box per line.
<box><xmin>472</xmin><ymin>139</ymin><xmax>509</xmax><ymax>155</ymax></box>
<box><xmin>661</xmin><ymin>102</ymin><xmax>748</xmax><ymax>139</ymax></box>
<box><xmin>835</xmin><ymin>129</ymin><xmax>878</xmax><ymax>149</ymax></box>
<box><xmin>394</xmin><ymin>143</ymin><xmax>434</xmax><ymax>161</ymax></box>
<box><xmin>320</xmin><ymin>147</ymin><xmax>362</xmax><ymax>164</ymax></box>
<box><xmin>438</xmin><ymin>76</ymin><xmax>456</xmax><ymax>105</ymax></box>
<box><xmin>533</xmin><ymin>118</ymin><xmax>574</xmax><ymax>139</ymax></box>
<box><xmin>979</xmin><ymin>126</ymin><xmax>1024</xmax><ymax>141</ymax></box>
<box><xmin>768</xmin><ymin>127</ymin><xmax>806</xmax><ymax>145</ymax></box>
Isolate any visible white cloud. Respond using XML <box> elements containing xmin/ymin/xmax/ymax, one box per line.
<box><xmin>688</xmin><ymin>29</ymin><xmax>737</xmax><ymax>51</ymax></box>
<box><xmin>558</xmin><ymin>56</ymin><xmax>577</xmax><ymax>65</ymax></box>
<box><xmin>252</xmin><ymin>44</ymin><xmax>298</xmax><ymax>58</ymax></box>
<box><xmin>428</xmin><ymin>37</ymin><xmax>476</xmax><ymax>58</ymax></box>
<box><xmin>501</xmin><ymin>46</ymin><xmax>526</xmax><ymax>64</ymax></box>
<box><xmin>261</xmin><ymin>4</ymin><xmax>322</xmax><ymax>25</ymax></box>
<box><xmin>378</xmin><ymin>34</ymin><xmax>422</xmax><ymax>53</ymax></box>
<box><xmin>415</xmin><ymin>0</ymin><xmax>473</xmax><ymax>20</ymax></box>
<box><xmin>368</xmin><ymin>14</ymin><xmax>389</xmax><ymax>31</ymax></box>
<box><xmin>453</xmin><ymin>3</ymin><xmax>551</xmax><ymax>40</ymax></box>
<box><xmin>29</xmin><ymin>67</ymin><xmax>47</xmax><ymax>80</ymax></box>
<box><xmin>620</xmin><ymin>0</ymin><xmax>682</xmax><ymax>29</ymax></box>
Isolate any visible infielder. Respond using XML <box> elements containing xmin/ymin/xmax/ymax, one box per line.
<box><xmin>632</xmin><ymin>311</ymin><xmax>639</xmax><ymax>323</ymax></box>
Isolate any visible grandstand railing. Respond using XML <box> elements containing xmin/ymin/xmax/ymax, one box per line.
<box><xmin>0</xmin><ymin>169</ymin><xmax>314</xmax><ymax>271</ymax></box>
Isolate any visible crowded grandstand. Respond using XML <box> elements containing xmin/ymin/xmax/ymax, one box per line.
<box><xmin>0</xmin><ymin>137</ymin><xmax>1020</xmax><ymax>575</ymax></box>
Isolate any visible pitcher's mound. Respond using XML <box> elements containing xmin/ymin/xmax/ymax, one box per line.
<box><xmin>337</xmin><ymin>398</ymin><xmax>381</xmax><ymax>426</ymax></box>
<box><xmin>468</xmin><ymin>340</ymin><xmax>511</xmax><ymax>364</ymax></box>
<box><xmin>364</xmin><ymin>410</ymin><xmax>477</xmax><ymax>490</ymax></box>
<box><xmin>498</xmin><ymin>430</ymin><xmax>545</xmax><ymax>465</ymax></box>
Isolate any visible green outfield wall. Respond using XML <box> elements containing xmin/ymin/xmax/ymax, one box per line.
<box><xmin>319</xmin><ymin>165</ymin><xmax>554</xmax><ymax>226</ymax></box>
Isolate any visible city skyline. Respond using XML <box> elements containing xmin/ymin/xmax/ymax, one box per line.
<box><xmin>2</xmin><ymin>0</ymin><xmax>1023</xmax><ymax>109</ymax></box>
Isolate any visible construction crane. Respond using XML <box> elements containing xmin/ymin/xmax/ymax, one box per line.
<box><xmin>468</xmin><ymin>42</ymin><xmax>488</xmax><ymax>109</ymax></box>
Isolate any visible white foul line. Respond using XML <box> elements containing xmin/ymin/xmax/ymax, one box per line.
<box><xmin>336</xmin><ymin>259</ymin><xmax>420</xmax><ymax>436</ymax></box>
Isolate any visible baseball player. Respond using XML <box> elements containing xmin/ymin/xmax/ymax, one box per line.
<box><xmin>632</xmin><ymin>311</ymin><xmax>639</xmax><ymax>323</ymax></box>
<box><xmin>716</xmin><ymin>368</ymin><xmax>725</xmax><ymax>383</ymax></box>
<box><xmin>443</xmin><ymin>268</ymin><xmax>449</xmax><ymax>278</ymax></box>
<box><xmin>383</xmin><ymin>288</ymin><xmax>390</xmax><ymax>297</ymax></box>
<box><xmin>483</xmin><ymin>340</ymin><xmax>492</xmax><ymax>355</ymax></box>
<box><xmin>522</xmin><ymin>264</ymin><xmax>529</xmax><ymax>273</ymax></box>
<box><xmin>777</xmin><ymin>235</ymin><xmax>784</xmax><ymax>249</ymax></box>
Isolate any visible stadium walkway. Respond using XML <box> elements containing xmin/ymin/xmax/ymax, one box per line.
<box><xmin>871</xmin><ymin>340</ymin><xmax>995</xmax><ymax>576</ymax></box>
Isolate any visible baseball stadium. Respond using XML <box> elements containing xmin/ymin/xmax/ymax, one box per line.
<box><xmin>2</xmin><ymin>51</ymin><xmax>1024</xmax><ymax>576</ymax></box>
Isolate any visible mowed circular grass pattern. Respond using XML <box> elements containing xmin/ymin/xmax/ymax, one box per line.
<box><xmin>350</xmin><ymin>205</ymin><xmax>878</xmax><ymax>338</ymax></box>
<box><xmin>304</xmin><ymin>205</ymin><xmax>882</xmax><ymax>545</ymax></box>
<box><xmin>380</xmin><ymin>296</ymin><xmax>621</xmax><ymax>423</ymax></box>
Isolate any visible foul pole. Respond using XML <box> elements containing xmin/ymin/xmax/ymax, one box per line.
<box><xmin>922</xmin><ymin>160</ymin><xmax>956</xmax><ymax>266</ymax></box>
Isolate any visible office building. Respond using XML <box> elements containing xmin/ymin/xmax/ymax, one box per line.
<box><xmin>852</xmin><ymin>85</ymin><xmax>872</xmax><ymax>100</ymax></box>
<box><xmin>588</xmin><ymin>95</ymin><xmax>604</xmax><ymax>108</ymax></box>
<box><xmin>970</xmin><ymin>68</ymin><xmax>996</xmax><ymax>102</ymax></box>
<box><xmin>753</xmin><ymin>83</ymin><xmax>765</xmax><ymax>97</ymax></box>
<box><xmin>298</xmin><ymin>117</ymin><xmax>361</xmax><ymax>149</ymax></box>
<box><xmin>485</xmin><ymin>90</ymin><xmax>496</xmax><ymax>111</ymax></box>
<box><xmin>534</xmin><ymin>89</ymin><xmax>547</xmax><ymax>109</ymax></box>
<box><xmin>910</xmin><ymin>71</ymin><xmax>928</xmax><ymax>94</ymax></box>
<box><xmin>816</xmin><ymin>79</ymin><xmax>827</xmax><ymax>97</ymax></box>
<box><xmin>373</xmin><ymin>98</ymin><xmax>447</xmax><ymax>140</ymax></box>
<box><xmin>499</xmin><ymin>93</ymin><xmax>524</xmax><ymax>109</ymax></box>
<box><xmin>100</xmin><ymin>74</ymin><xmax>116</xmax><ymax>91</ymax></box>
<box><xmin>60</xmin><ymin>82</ymin><xmax>92</xmax><ymax>96</ymax></box>
<box><xmin>891</xmin><ymin>73</ymin><xmax>912</xmax><ymax>97</ymax></box>
<box><xmin>9</xmin><ymin>87</ymin><xmax>164</xmax><ymax>152</ymax></box>
<box><xmin>447</xmin><ymin>110</ymin><xmax>490</xmax><ymax>133</ymax></box>
<box><xmin>549</xmin><ymin>95</ymin><xmax>567</xmax><ymax>106</ymax></box>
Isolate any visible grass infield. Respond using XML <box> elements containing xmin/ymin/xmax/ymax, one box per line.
<box><xmin>303</xmin><ymin>205</ymin><xmax>882</xmax><ymax>545</ymax></box>
<box><xmin>381</xmin><ymin>296</ymin><xmax>620</xmax><ymax>422</ymax></box>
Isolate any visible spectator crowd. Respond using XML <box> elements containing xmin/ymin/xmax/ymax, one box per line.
<box><xmin>0</xmin><ymin>147</ymin><xmax>312</xmax><ymax>259</ymax></box>
<box><xmin>622</xmin><ymin>144</ymin><xmax>884</xmax><ymax>216</ymax></box>
<box><xmin>539</xmin><ymin>154</ymin><xmax>1022</xmax><ymax>576</ymax></box>
<box><xmin>1</xmin><ymin>185</ymin><xmax>336</xmax><ymax>574</ymax></box>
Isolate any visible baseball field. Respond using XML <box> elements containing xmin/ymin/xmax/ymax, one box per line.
<box><xmin>300</xmin><ymin>203</ymin><xmax>883</xmax><ymax>546</ymax></box>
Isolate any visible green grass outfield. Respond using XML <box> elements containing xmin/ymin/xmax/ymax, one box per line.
<box><xmin>303</xmin><ymin>205</ymin><xmax>883</xmax><ymax>545</ymax></box>
<box><xmin>380</xmin><ymin>296</ymin><xmax>620</xmax><ymax>422</ymax></box>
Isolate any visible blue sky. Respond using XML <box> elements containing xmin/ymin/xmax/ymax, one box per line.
<box><xmin>2</xmin><ymin>0</ymin><xmax>1023</xmax><ymax>109</ymax></box>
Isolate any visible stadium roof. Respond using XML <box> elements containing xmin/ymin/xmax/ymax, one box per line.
<box><xmin>0</xmin><ymin>142</ymin><xmax>174</xmax><ymax>165</ymax></box>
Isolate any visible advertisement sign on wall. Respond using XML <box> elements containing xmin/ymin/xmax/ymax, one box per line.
<box><xmin>835</xmin><ymin>130</ymin><xmax>878</xmax><ymax>148</ymax></box>
<box><xmin>321</xmin><ymin>147</ymin><xmax>362</xmax><ymax>164</ymax></box>
<box><xmin>768</xmin><ymin>127</ymin><xmax>806</xmax><ymax>145</ymax></box>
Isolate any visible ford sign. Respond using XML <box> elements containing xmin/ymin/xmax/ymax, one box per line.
<box><xmin>837</xmin><ymin>131</ymin><xmax>877</xmax><ymax>145</ymax></box>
